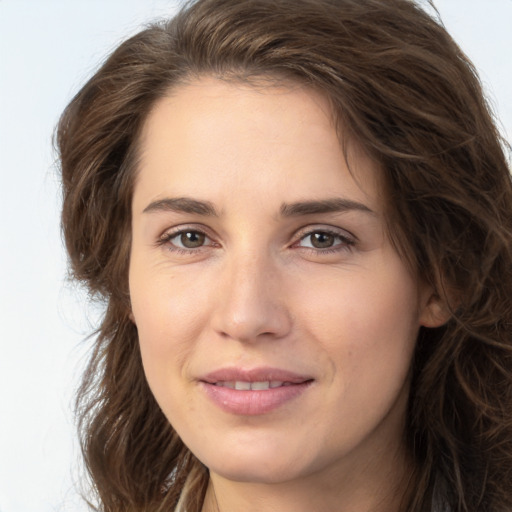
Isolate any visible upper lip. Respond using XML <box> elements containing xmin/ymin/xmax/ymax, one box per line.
<box><xmin>200</xmin><ymin>367</ymin><xmax>313</xmax><ymax>384</ymax></box>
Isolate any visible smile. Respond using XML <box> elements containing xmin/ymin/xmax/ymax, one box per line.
<box><xmin>200</xmin><ymin>368</ymin><xmax>314</xmax><ymax>415</ymax></box>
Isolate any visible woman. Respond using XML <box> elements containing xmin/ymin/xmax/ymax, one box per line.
<box><xmin>57</xmin><ymin>0</ymin><xmax>512</xmax><ymax>511</ymax></box>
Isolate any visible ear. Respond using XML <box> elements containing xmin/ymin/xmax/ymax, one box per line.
<box><xmin>128</xmin><ymin>304</ymin><xmax>136</xmax><ymax>324</ymax></box>
<box><xmin>419</xmin><ymin>289</ymin><xmax>452</xmax><ymax>328</ymax></box>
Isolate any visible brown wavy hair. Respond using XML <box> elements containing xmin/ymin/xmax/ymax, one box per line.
<box><xmin>57</xmin><ymin>0</ymin><xmax>512</xmax><ymax>510</ymax></box>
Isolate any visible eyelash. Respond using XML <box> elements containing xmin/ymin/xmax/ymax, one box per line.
<box><xmin>293</xmin><ymin>228</ymin><xmax>355</xmax><ymax>254</ymax></box>
<box><xmin>157</xmin><ymin>226</ymin><xmax>356</xmax><ymax>255</ymax></box>
<box><xmin>157</xmin><ymin>226</ymin><xmax>217</xmax><ymax>255</ymax></box>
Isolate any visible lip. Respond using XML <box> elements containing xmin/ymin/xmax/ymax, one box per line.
<box><xmin>199</xmin><ymin>367</ymin><xmax>314</xmax><ymax>416</ymax></box>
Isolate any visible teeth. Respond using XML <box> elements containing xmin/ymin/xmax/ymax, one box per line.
<box><xmin>215</xmin><ymin>380</ymin><xmax>285</xmax><ymax>390</ymax></box>
<box><xmin>251</xmin><ymin>381</ymin><xmax>270</xmax><ymax>390</ymax></box>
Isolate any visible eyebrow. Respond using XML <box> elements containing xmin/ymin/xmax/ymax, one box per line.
<box><xmin>280</xmin><ymin>198</ymin><xmax>375</xmax><ymax>217</ymax></box>
<box><xmin>142</xmin><ymin>196</ymin><xmax>375</xmax><ymax>217</ymax></box>
<box><xmin>143</xmin><ymin>197</ymin><xmax>219</xmax><ymax>216</ymax></box>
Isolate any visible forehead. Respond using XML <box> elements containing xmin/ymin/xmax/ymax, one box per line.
<box><xmin>134</xmin><ymin>77</ymin><xmax>383</xmax><ymax>214</ymax></box>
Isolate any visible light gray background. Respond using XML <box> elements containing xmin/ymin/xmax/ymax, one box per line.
<box><xmin>1</xmin><ymin>1</ymin><xmax>511</xmax><ymax>511</ymax></box>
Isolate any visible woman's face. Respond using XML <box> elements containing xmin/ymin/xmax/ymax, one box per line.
<box><xmin>129</xmin><ymin>78</ymin><xmax>439</xmax><ymax>487</ymax></box>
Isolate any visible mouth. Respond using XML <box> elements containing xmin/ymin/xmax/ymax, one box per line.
<box><xmin>212</xmin><ymin>380</ymin><xmax>299</xmax><ymax>390</ymax></box>
<box><xmin>199</xmin><ymin>367</ymin><xmax>314</xmax><ymax>415</ymax></box>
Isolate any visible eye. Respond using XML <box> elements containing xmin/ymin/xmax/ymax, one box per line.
<box><xmin>303</xmin><ymin>232</ymin><xmax>337</xmax><ymax>249</ymax></box>
<box><xmin>175</xmin><ymin>230</ymin><xmax>207</xmax><ymax>249</ymax></box>
<box><xmin>296</xmin><ymin>229</ymin><xmax>355</xmax><ymax>251</ymax></box>
<box><xmin>158</xmin><ymin>228</ymin><xmax>215</xmax><ymax>251</ymax></box>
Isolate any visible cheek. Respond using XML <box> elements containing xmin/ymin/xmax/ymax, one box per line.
<box><xmin>129</xmin><ymin>263</ymin><xmax>211</xmax><ymax>386</ymax></box>
<box><xmin>298</xmin><ymin>260</ymin><xmax>421</xmax><ymax>383</ymax></box>
<box><xmin>129</xmin><ymin>276</ymin><xmax>209</xmax><ymax>428</ymax></box>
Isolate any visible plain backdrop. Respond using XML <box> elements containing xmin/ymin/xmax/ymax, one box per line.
<box><xmin>0</xmin><ymin>1</ymin><xmax>511</xmax><ymax>511</ymax></box>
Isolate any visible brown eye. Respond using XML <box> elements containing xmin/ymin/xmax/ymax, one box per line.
<box><xmin>296</xmin><ymin>229</ymin><xmax>354</xmax><ymax>252</ymax></box>
<box><xmin>159</xmin><ymin>228</ymin><xmax>216</xmax><ymax>253</ymax></box>
<box><xmin>309</xmin><ymin>232</ymin><xmax>335</xmax><ymax>248</ymax></box>
<box><xmin>179</xmin><ymin>231</ymin><xmax>206</xmax><ymax>248</ymax></box>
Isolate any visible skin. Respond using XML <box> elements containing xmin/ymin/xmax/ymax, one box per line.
<box><xmin>129</xmin><ymin>77</ymin><xmax>445</xmax><ymax>512</ymax></box>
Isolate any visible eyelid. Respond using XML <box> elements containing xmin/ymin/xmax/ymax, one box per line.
<box><xmin>155</xmin><ymin>223</ymin><xmax>356</xmax><ymax>253</ymax></box>
<box><xmin>156</xmin><ymin>224</ymin><xmax>219</xmax><ymax>250</ymax></box>
<box><xmin>293</xmin><ymin>224</ymin><xmax>356</xmax><ymax>243</ymax></box>
<box><xmin>290</xmin><ymin>225</ymin><xmax>357</xmax><ymax>255</ymax></box>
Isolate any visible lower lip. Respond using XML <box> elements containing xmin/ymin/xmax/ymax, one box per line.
<box><xmin>200</xmin><ymin>382</ymin><xmax>312</xmax><ymax>416</ymax></box>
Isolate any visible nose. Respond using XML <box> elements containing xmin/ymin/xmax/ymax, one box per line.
<box><xmin>210</xmin><ymin>252</ymin><xmax>292</xmax><ymax>343</ymax></box>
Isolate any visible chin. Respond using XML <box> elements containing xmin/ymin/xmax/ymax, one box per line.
<box><xmin>193</xmin><ymin>435</ymin><xmax>321</xmax><ymax>485</ymax></box>
<box><xmin>208</xmin><ymin>458</ymin><xmax>305</xmax><ymax>485</ymax></box>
